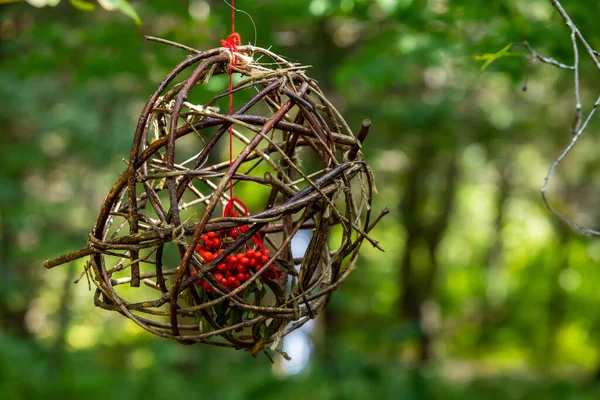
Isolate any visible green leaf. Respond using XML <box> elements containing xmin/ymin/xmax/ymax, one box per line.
<box><xmin>116</xmin><ymin>0</ymin><xmax>140</xmax><ymax>24</ymax></box>
<box><xmin>475</xmin><ymin>43</ymin><xmax>523</xmax><ymax>73</ymax></box>
<box><xmin>258</xmin><ymin>322</ymin><xmax>266</xmax><ymax>337</ymax></box>
<box><xmin>251</xmin><ymin>270</ymin><xmax>263</xmax><ymax>291</ymax></box>
<box><xmin>97</xmin><ymin>0</ymin><xmax>141</xmax><ymax>24</ymax></box>
<box><xmin>70</xmin><ymin>0</ymin><xmax>95</xmax><ymax>11</ymax></box>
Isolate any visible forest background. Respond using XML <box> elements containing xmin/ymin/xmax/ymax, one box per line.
<box><xmin>2</xmin><ymin>0</ymin><xmax>600</xmax><ymax>399</ymax></box>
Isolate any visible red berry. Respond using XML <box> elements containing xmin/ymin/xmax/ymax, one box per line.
<box><xmin>244</xmin><ymin>273</ymin><xmax>251</xmax><ymax>281</ymax></box>
<box><xmin>191</xmin><ymin>269</ymin><xmax>197</xmax><ymax>276</ymax></box>
<box><xmin>200</xmin><ymin>234</ymin><xmax>208</xmax><ymax>242</ymax></box>
<box><xmin>229</xmin><ymin>229</ymin><xmax>239</xmax><ymax>239</ymax></box>
<box><xmin>226</xmin><ymin>270</ymin><xmax>233</xmax><ymax>278</ymax></box>
<box><xmin>227</xmin><ymin>276</ymin><xmax>236</xmax><ymax>284</ymax></box>
<box><xmin>201</xmin><ymin>281</ymin><xmax>210</xmax><ymax>290</ymax></box>
<box><xmin>214</xmin><ymin>273</ymin><xmax>224</xmax><ymax>281</ymax></box>
<box><xmin>260</xmin><ymin>255</ymin><xmax>269</xmax><ymax>265</ymax></box>
<box><xmin>254</xmin><ymin>251</ymin><xmax>263</xmax><ymax>260</ymax></box>
<box><xmin>239</xmin><ymin>225</ymin><xmax>249</xmax><ymax>233</ymax></box>
<box><xmin>236</xmin><ymin>264</ymin><xmax>248</xmax><ymax>273</ymax></box>
<box><xmin>246</xmin><ymin>249</ymin><xmax>256</xmax><ymax>258</ymax></box>
<box><xmin>217</xmin><ymin>248</ymin><xmax>225</xmax><ymax>254</ymax></box>
<box><xmin>204</xmin><ymin>252</ymin><xmax>215</xmax><ymax>262</ymax></box>
<box><xmin>237</xmin><ymin>272</ymin><xmax>246</xmax><ymax>281</ymax></box>
<box><xmin>231</xmin><ymin>278</ymin><xmax>241</xmax><ymax>288</ymax></box>
<box><xmin>207</xmin><ymin>231</ymin><xmax>217</xmax><ymax>239</ymax></box>
<box><xmin>249</xmin><ymin>258</ymin><xmax>258</xmax><ymax>268</ymax></box>
<box><xmin>227</xmin><ymin>255</ymin><xmax>237</xmax><ymax>264</ymax></box>
<box><xmin>217</xmin><ymin>262</ymin><xmax>227</xmax><ymax>272</ymax></box>
<box><xmin>240</xmin><ymin>256</ymin><xmax>250</xmax><ymax>265</ymax></box>
<box><xmin>211</xmin><ymin>238</ymin><xmax>221</xmax><ymax>248</ymax></box>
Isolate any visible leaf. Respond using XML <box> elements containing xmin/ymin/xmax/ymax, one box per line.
<box><xmin>97</xmin><ymin>0</ymin><xmax>141</xmax><ymax>24</ymax></box>
<box><xmin>475</xmin><ymin>43</ymin><xmax>523</xmax><ymax>73</ymax></box>
<box><xmin>25</xmin><ymin>0</ymin><xmax>61</xmax><ymax>7</ymax></box>
<box><xmin>96</xmin><ymin>0</ymin><xmax>117</xmax><ymax>9</ymax></box>
<box><xmin>70</xmin><ymin>0</ymin><xmax>95</xmax><ymax>11</ymax></box>
<box><xmin>229</xmin><ymin>307</ymin><xmax>244</xmax><ymax>330</ymax></box>
<box><xmin>251</xmin><ymin>270</ymin><xmax>263</xmax><ymax>291</ymax></box>
<box><xmin>115</xmin><ymin>0</ymin><xmax>140</xmax><ymax>24</ymax></box>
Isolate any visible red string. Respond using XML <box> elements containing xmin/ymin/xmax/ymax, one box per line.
<box><xmin>223</xmin><ymin>197</ymin><xmax>268</xmax><ymax>257</ymax></box>
<box><xmin>220</xmin><ymin>2</ymin><xmax>269</xmax><ymax>266</ymax></box>
<box><xmin>221</xmin><ymin>31</ymin><xmax>240</xmax><ymax>201</ymax></box>
<box><xmin>223</xmin><ymin>197</ymin><xmax>248</xmax><ymax>218</ymax></box>
<box><xmin>222</xmin><ymin>0</ymin><xmax>239</xmax><ymax>201</ymax></box>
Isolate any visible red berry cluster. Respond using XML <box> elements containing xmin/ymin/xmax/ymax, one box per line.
<box><xmin>190</xmin><ymin>230</ymin><xmax>278</xmax><ymax>293</ymax></box>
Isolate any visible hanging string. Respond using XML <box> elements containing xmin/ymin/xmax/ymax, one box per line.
<box><xmin>220</xmin><ymin>0</ymin><xmax>240</xmax><ymax>201</ymax></box>
<box><xmin>220</xmin><ymin>2</ymin><xmax>271</xmax><ymax>268</ymax></box>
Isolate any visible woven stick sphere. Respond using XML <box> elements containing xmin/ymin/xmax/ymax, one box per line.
<box><xmin>44</xmin><ymin>37</ymin><xmax>385</xmax><ymax>356</ymax></box>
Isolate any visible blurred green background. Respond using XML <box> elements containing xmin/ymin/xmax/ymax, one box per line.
<box><xmin>3</xmin><ymin>0</ymin><xmax>600</xmax><ymax>399</ymax></box>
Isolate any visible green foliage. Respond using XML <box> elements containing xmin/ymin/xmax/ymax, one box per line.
<box><xmin>2</xmin><ymin>0</ymin><xmax>600</xmax><ymax>399</ymax></box>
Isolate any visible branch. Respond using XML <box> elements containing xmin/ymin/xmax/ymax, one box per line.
<box><xmin>530</xmin><ymin>1</ymin><xmax>600</xmax><ymax>236</ymax></box>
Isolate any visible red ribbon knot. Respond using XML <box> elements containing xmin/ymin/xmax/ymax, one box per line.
<box><xmin>221</xmin><ymin>32</ymin><xmax>242</xmax><ymax>65</ymax></box>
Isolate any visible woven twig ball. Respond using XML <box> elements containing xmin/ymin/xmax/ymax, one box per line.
<box><xmin>47</xmin><ymin>38</ymin><xmax>385</xmax><ymax>356</ymax></box>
